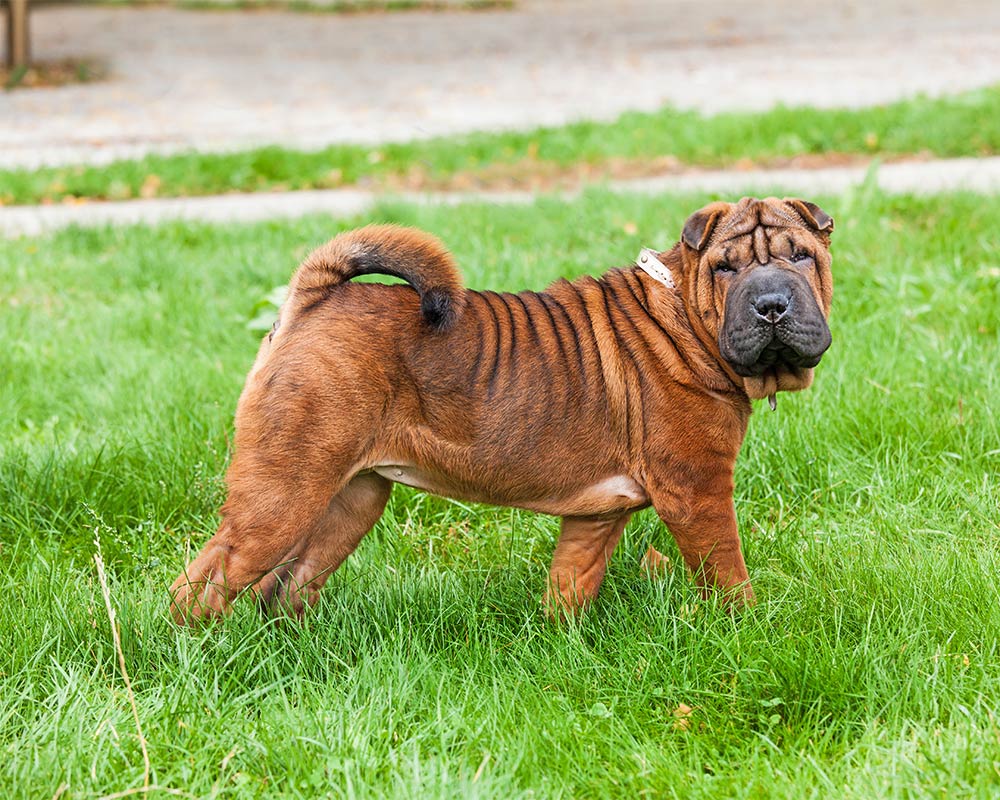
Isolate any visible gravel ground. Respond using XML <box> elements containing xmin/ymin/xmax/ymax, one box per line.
<box><xmin>5</xmin><ymin>155</ymin><xmax>999</xmax><ymax>238</ymax></box>
<box><xmin>2</xmin><ymin>0</ymin><xmax>999</xmax><ymax>168</ymax></box>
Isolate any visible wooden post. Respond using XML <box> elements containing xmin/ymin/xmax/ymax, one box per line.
<box><xmin>5</xmin><ymin>0</ymin><xmax>30</xmax><ymax>70</ymax></box>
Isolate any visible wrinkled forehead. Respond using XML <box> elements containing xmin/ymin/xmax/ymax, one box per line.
<box><xmin>707</xmin><ymin>198</ymin><xmax>813</xmax><ymax>262</ymax></box>
<box><xmin>710</xmin><ymin>198</ymin><xmax>806</xmax><ymax>243</ymax></box>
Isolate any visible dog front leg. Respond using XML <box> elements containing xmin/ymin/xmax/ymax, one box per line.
<box><xmin>650</xmin><ymin>485</ymin><xmax>755</xmax><ymax>608</ymax></box>
<box><xmin>544</xmin><ymin>513</ymin><xmax>632</xmax><ymax>618</ymax></box>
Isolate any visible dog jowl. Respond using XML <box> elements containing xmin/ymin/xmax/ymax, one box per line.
<box><xmin>170</xmin><ymin>197</ymin><xmax>834</xmax><ymax>624</ymax></box>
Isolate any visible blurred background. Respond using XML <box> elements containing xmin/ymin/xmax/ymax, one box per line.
<box><xmin>2</xmin><ymin>0</ymin><xmax>999</xmax><ymax>219</ymax></box>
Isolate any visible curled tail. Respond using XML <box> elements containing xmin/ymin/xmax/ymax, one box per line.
<box><xmin>287</xmin><ymin>224</ymin><xmax>465</xmax><ymax>330</ymax></box>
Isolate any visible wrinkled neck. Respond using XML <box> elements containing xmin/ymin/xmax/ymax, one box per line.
<box><xmin>652</xmin><ymin>247</ymin><xmax>748</xmax><ymax>397</ymax></box>
<box><xmin>632</xmin><ymin>254</ymin><xmax>747</xmax><ymax>401</ymax></box>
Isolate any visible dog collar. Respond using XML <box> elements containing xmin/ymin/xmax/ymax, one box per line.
<box><xmin>636</xmin><ymin>248</ymin><xmax>674</xmax><ymax>288</ymax></box>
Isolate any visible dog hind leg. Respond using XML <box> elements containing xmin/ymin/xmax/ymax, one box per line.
<box><xmin>544</xmin><ymin>513</ymin><xmax>632</xmax><ymax>618</ymax></box>
<box><xmin>169</xmin><ymin>432</ymin><xmax>376</xmax><ymax>623</ymax></box>
<box><xmin>253</xmin><ymin>471</ymin><xmax>393</xmax><ymax>616</ymax></box>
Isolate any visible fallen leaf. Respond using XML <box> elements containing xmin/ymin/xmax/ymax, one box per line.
<box><xmin>139</xmin><ymin>174</ymin><xmax>162</xmax><ymax>199</ymax></box>
<box><xmin>672</xmin><ymin>703</ymin><xmax>693</xmax><ymax>730</ymax></box>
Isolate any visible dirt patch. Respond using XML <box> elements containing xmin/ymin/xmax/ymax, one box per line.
<box><xmin>378</xmin><ymin>151</ymin><xmax>938</xmax><ymax>194</ymax></box>
<box><xmin>86</xmin><ymin>0</ymin><xmax>512</xmax><ymax>11</ymax></box>
<box><xmin>2</xmin><ymin>59</ymin><xmax>106</xmax><ymax>91</ymax></box>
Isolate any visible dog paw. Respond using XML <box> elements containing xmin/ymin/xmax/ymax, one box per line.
<box><xmin>640</xmin><ymin>545</ymin><xmax>672</xmax><ymax>579</ymax></box>
<box><xmin>168</xmin><ymin>540</ymin><xmax>241</xmax><ymax>624</ymax></box>
<box><xmin>700</xmin><ymin>580</ymin><xmax>756</xmax><ymax>612</ymax></box>
<box><xmin>169</xmin><ymin>574</ymin><xmax>232</xmax><ymax>625</ymax></box>
<box><xmin>541</xmin><ymin>587</ymin><xmax>591</xmax><ymax>623</ymax></box>
<box><xmin>727</xmin><ymin>581</ymin><xmax>757</xmax><ymax>610</ymax></box>
<box><xmin>252</xmin><ymin>568</ymin><xmax>317</xmax><ymax>620</ymax></box>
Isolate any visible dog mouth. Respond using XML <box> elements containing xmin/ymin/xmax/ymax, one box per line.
<box><xmin>719</xmin><ymin>281</ymin><xmax>832</xmax><ymax>379</ymax></box>
<box><xmin>725</xmin><ymin>335</ymin><xmax>826</xmax><ymax>378</ymax></box>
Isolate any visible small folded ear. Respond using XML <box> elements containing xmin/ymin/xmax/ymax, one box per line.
<box><xmin>681</xmin><ymin>204</ymin><xmax>726</xmax><ymax>250</ymax></box>
<box><xmin>785</xmin><ymin>198</ymin><xmax>834</xmax><ymax>234</ymax></box>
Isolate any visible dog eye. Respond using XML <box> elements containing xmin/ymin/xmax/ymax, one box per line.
<box><xmin>713</xmin><ymin>262</ymin><xmax>736</xmax><ymax>275</ymax></box>
<box><xmin>791</xmin><ymin>250</ymin><xmax>812</xmax><ymax>263</ymax></box>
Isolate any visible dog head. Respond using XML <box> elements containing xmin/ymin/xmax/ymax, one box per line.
<box><xmin>679</xmin><ymin>196</ymin><xmax>834</xmax><ymax>399</ymax></box>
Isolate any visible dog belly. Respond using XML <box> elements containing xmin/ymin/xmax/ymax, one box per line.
<box><xmin>371</xmin><ymin>464</ymin><xmax>649</xmax><ymax>516</ymax></box>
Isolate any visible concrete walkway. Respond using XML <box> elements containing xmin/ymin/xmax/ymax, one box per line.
<box><xmin>5</xmin><ymin>156</ymin><xmax>999</xmax><ymax>238</ymax></box>
<box><xmin>3</xmin><ymin>0</ymin><xmax>999</xmax><ymax>169</ymax></box>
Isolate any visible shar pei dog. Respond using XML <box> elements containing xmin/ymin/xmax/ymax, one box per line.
<box><xmin>171</xmin><ymin>196</ymin><xmax>834</xmax><ymax>622</ymax></box>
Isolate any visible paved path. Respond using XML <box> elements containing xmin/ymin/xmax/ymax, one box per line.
<box><xmin>5</xmin><ymin>156</ymin><xmax>999</xmax><ymax>238</ymax></box>
<box><xmin>3</xmin><ymin>0</ymin><xmax>999</xmax><ymax>168</ymax></box>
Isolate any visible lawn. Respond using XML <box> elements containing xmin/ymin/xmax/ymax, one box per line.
<box><xmin>1</xmin><ymin>84</ymin><xmax>999</xmax><ymax>206</ymax></box>
<box><xmin>1</xmin><ymin>187</ymin><xmax>999</xmax><ymax>798</ymax></box>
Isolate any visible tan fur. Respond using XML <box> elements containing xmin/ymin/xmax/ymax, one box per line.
<box><xmin>170</xmin><ymin>198</ymin><xmax>834</xmax><ymax>623</ymax></box>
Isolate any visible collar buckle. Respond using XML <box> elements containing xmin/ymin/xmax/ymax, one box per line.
<box><xmin>636</xmin><ymin>247</ymin><xmax>674</xmax><ymax>288</ymax></box>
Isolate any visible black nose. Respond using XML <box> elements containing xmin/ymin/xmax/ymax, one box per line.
<box><xmin>752</xmin><ymin>292</ymin><xmax>790</xmax><ymax>324</ymax></box>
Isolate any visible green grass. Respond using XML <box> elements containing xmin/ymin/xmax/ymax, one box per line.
<box><xmin>1</xmin><ymin>188</ymin><xmax>999</xmax><ymax>798</ymax></box>
<box><xmin>2</xmin><ymin>85</ymin><xmax>999</xmax><ymax>205</ymax></box>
